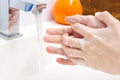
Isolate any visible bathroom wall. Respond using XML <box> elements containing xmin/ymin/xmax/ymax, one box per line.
<box><xmin>20</xmin><ymin>0</ymin><xmax>56</xmax><ymax>27</ymax></box>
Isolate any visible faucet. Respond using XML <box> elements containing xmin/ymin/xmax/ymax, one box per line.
<box><xmin>0</xmin><ymin>0</ymin><xmax>46</xmax><ymax>39</ymax></box>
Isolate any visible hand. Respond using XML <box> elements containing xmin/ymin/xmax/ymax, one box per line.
<box><xmin>9</xmin><ymin>8</ymin><xmax>19</xmax><ymax>28</ymax></box>
<box><xmin>65</xmin><ymin>14</ymin><xmax>106</xmax><ymax>28</ymax></box>
<box><xmin>44</xmin><ymin>13</ymin><xmax>106</xmax><ymax>66</ymax></box>
<box><xmin>44</xmin><ymin>14</ymin><xmax>106</xmax><ymax>43</ymax></box>
<box><xmin>61</xmin><ymin>11</ymin><xmax>120</xmax><ymax>74</ymax></box>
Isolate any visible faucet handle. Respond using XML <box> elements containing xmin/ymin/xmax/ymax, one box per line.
<box><xmin>36</xmin><ymin>3</ymin><xmax>47</xmax><ymax>10</ymax></box>
<box><xmin>22</xmin><ymin>0</ymin><xmax>47</xmax><ymax>13</ymax></box>
<box><xmin>32</xmin><ymin>3</ymin><xmax>47</xmax><ymax>14</ymax></box>
<box><xmin>10</xmin><ymin>0</ymin><xmax>46</xmax><ymax>12</ymax></box>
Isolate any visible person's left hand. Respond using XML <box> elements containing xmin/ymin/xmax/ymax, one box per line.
<box><xmin>44</xmin><ymin>27</ymin><xmax>83</xmax><ymax>65</ymax></box>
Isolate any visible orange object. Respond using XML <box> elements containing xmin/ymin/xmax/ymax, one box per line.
<box><xmin>53</xmin><ymin>0</ymin><xmax>83</xmax><ymax>25</ymax></box>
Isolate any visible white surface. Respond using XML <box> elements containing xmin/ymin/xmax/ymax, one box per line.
<box><xmin>0</xmin><ymin>21</ymin><xmax>120</xmax><ymax>80</ymax></box>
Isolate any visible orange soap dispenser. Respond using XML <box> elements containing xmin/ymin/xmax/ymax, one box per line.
<box><xmin>52</xmin><ymin>0</ymin><xmax>83</xmax><ymax>25</ymax></box>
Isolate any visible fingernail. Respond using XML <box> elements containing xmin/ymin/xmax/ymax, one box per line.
<box><xmin>95</xmin><ymin>12</ymin><xmax>101</xmax><ymax>16</ymax></box>
<box><xmin>47</xmin><ymin>46</ymin><xmax>54</xmax><ymax>51</ymax></box>
<box><xmin>65</xmin><ymin>17</ymin><xmax>72</xmax><ymax>22</ymax></box>
<box><xmin>64</xmin><ymin>17</ymin><xmax>71</xmax><ymax>24</ymax></box>
<box><xmin>95</xmin><ymin>12</ymin><xmax>103</xmax><ymax>20</ymax></box>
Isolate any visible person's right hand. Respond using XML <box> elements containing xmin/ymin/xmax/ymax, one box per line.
<box><xmin>65</xmin><ymin>14</ymin><xmax>106</xmax><ymax>28</ymax></box>
<box><xmin>60</xmin><ymin>11</ymin><xmax>120</xmax><ymax>74</ymax></box>
<box><xmin>44</xmin><ymin>14</ymin><xmax>106</xmax><ymax>44</ymax></box>
<box><xmin>44</xmin><ymin>14</ymin><xmax>106</xmax><ymax>65</ymax></box>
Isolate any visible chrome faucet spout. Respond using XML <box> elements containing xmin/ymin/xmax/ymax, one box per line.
<box><xmin>32</xmin><ymin>3</ymin><xmax>47</xmax><ymax>14</ymax></box>
<box><xmin>0</xmin><ymin>0</ymin><xmax>46</xmax><ymax>39</ymax></box>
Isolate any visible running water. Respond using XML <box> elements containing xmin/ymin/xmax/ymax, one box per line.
<box><xmin>33</xmin><ymin>12</ymin><xmax>45</xmax><ymax>80</ymax></box>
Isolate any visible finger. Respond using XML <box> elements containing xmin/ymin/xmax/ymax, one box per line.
<box><xmin>65</xmin><ymin>15</ymin><xmax>106</xmax><ymax>28</ymax></box>
<box><xmin>46</xmin><ymin>28</ymin><xmax>72</xmax><ymax>35</ymax></box>
<box><xmin>86</xmin><ymin>16</ymin><xmax>106</xmax><ymax>28</ymax></box>
<box><xmin>62</xmin><ymin>33</ymin><xmax>82</xmax><ymax>49</ymax></box>
<box><xmin>95</xmin><ymin>11</ymin><xmax>120</xmax><ymax>26</ymax></box>
<box><xmin>73</xmin><ymin>32</ymin><xmax>83</xmax><ymax>38</ymax></box>
<box><xmin>46</xmin><ymin>46</ymin><xmax>65</xmax><ymax>55</ymax></box>
<box><xmin>65</xmin><ymin>15</ymin><xmax>83</xmax><ymax>24</ymax></box>
<box><xmin>56</xmin><ymin>58</ymin><xmax>75</xmax><ymax>65</ymax></box>
<box><xmin>46</xmin><ymin>28</ymin><xmax>83</xmax><ymax>38</ymax></box>
<box><xmin>72</xmin><ymin>23</ymin><xmax>94</xmax><ymax>40</ymax></box>
<box><xmin>57</xmin><ymin>57</ymin><xmax>87</xmax><ymax>66</ymax></box>
<box><xmin>62</xmin><ymin>45</ymin><xmax>85</xmax><ymax>59</ymax></box>
<box><xmin>46</xmin><ymin>46</ymin><xmax>87</xmax><ymax>66</ymax></box>
<box><xmin>43</xmin><ymin>35</ymin><xmax>62</xmax><ymax>43</ymax></box>
<box><xmin>69</xmin><ymin>57</ymin><xmax>87</xmax><ymax>66</ymax></box>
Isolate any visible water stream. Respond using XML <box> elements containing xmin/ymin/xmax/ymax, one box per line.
<box><xmin>33</xmin><ymin>12</ymin><xmax>45</xmax><ymax>80</ymax></box>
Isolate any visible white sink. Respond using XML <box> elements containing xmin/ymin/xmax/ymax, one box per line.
<box><xmin>0</xmin><ymin>21</ymin><xmax>120</xmax><ymax>80</ymax></box>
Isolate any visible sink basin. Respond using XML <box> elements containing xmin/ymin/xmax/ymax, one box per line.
<box><xmin>0</xmin><ymin>21</ymin><xmax>120</xmax><ymax>80</ymax></box>
<box><xmin>0</xmin><ymin>36</ymin><xmax>40</xmax><ymax>80</ymax></box>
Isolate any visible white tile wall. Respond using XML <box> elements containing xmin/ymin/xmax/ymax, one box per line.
<box><xmin>20</xmin><ymin>0</ymin><xmax>56</xmax><ymax>27</ymax></box>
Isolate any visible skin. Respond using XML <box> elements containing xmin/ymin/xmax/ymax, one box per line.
<box><xmin>44</xmin><ymin>13</ymin><xmax>106</xmax><ymax>65</ymax></box>
<box><xmin>9</xmin><ymin>8</ymin><xmax>19</xmax><ymax>29</ymax></box>
<box><xmin>44</xmin><ymin>14</ymin><xmax>106</xmax><ymax>43</ymax></box>
<box><xmin>44</xmin><ymin>11</ymin><xmax>120</xmax><ymax>74</ymax></box>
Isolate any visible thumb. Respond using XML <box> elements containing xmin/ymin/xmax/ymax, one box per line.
<box><xmin>95</xmin><ymin>11</ymin><xmax>119</xmax><ymax>26</ymax></box>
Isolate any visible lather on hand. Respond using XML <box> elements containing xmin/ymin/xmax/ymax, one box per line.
<box><xmin>44</xmin><ymin>13</ymin><xmax>106</xmax><ymax>65</ymax></box>
<box><xmin>44</xmin><ymin>11</ymin><xmax>120</xmax><ymax>74</ymax></box>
